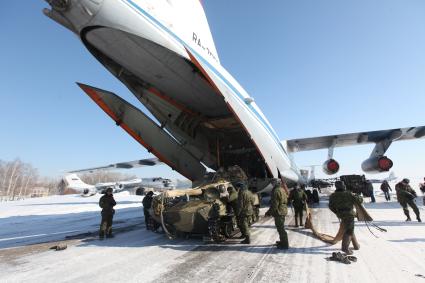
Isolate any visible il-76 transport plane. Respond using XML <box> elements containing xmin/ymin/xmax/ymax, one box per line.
<box><xmin>44</xmin><ymin>0</ymin><xmax>424</xmax><ymax>190</ymax></box>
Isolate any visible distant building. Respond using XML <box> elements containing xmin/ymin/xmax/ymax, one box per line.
<box><xmin>30</xmin><ymin>187</ymin><xmax>50</xmax><ymax>198</ymax></box>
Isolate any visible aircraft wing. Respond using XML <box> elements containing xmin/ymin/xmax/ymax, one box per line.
<box><xmin>69</xmin><ymin>158</ymin><xmax>162</xmax><ymax>174</ymax></box>
<box><xmin>285</xmin><ymin>126</ymin><xmax>425</xmax><ymax>153</ymax></box>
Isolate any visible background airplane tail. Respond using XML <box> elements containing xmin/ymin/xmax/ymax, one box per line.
<box><xmin>64</xmin><ymin>174</ymin><xmax>93</xmax><ymax>190</ymax></box>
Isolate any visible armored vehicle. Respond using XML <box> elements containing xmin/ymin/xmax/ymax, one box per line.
<box><xmin>148</xmin><ymin>166</ymin><xmax>260</xmax><ymax>242</ymax></box>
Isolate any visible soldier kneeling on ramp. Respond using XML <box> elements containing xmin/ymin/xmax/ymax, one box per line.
<box><xmin>329</xmin><ymin>181</ymin><xmax>362</xmax><ymax>255</ymax></box>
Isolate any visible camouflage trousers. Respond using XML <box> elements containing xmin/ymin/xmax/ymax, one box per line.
<box><xmin>144</xmin><ymin>208</ymin><xmax>150</xmax><ymax>226</ymax></box>
<box><xmin>274</xmin><ymin>215</ymin><xmax>288</xmax><ymax>248</ymax></box>
<box><xmin>294</xmin><ymin>205</ymin><xmax>304</xmax><ymax>226</ymax></box>
<box><xmin>400</xmin><ymin>200</ymin><xmax>420</xmax><ymax>218</ymax></box>
<box><xmin>341</xmin><ymin>216</ymin><xmax>355</xmax><ymax>237</ymax></box>
<box><xmin>99</xmin><ymin>213</ymin><xmax>114</xmax><ymax>237</ymax></box>
<box><xmin>238</xmin><ymin>215</ymin><xmax>251</xmax><ymax>238</ymax></box>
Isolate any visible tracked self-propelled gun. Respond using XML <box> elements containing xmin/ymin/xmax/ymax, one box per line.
<box><xmin>149</xmin><ymin>166</ymin><xmax>260</xmax><ymax>242</ymax></box>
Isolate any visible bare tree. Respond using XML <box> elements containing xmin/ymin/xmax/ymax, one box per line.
<box><xmin>0</xmin><ymin>159</ymin><xmax>39</xmax><ymax>201</ymax></box>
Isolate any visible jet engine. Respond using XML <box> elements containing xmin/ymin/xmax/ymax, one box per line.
<box><xmin>361</xmin><ymin>156</ymin><xmax>393</xmax><ymax>173</ymax></box>
<box><xmin>322</xmin><ymin>159</ymin><xmax>340</xmax><ymax>175</ymax></box>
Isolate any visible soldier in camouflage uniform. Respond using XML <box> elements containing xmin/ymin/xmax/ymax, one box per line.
<box><xmin>329</xmin><ymin>181</ymin><xmax>363</xmax><ymax>255</ymax></box>
<box><xmin>289</xmin><ymin>185</ymin><xmax>308</xmax><ymax>227</ymax></box>
<box><xmin>265</xmin><ymin>179</ymin><xmax>289</xmax><ymax>249</ymax></box>
<box><xmin>142</xmin><ymin>191</ymin><xmax>154</xmax><ymax>229</ymax></box>
<box><xmin>237</xmin><ymin>182</ymin><xmax>255</xmax><ymax>244</ymax></box>
<box><xmin>99</xmin><ymin>187</ymin><xmax>117</xmax><ymax>239</ymax></box>
<box><xmin>395</xmin><ymin>179</ymin><xmax>421</xmax><ymax>222</ymax></box>
<box><xmin>227</xmin><ymin>185</ymin><xmax>239</xmax><ymax>215</ymax></box>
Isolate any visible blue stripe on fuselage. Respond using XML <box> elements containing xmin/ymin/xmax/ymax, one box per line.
<box><xmin>122</xmin><ymin>0</ymin><xmax>287</xmax><ymax>157</ymax></box>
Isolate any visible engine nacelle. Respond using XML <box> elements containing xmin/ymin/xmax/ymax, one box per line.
<box><xmin>322</xmin><ymin>159</ymin><xmax>340</xmax><ymax>175</ymax></box>
<box><xmin>361</xmin><ymin>156</ymin><xmax>393</xmax><ymax>173</ymax></box>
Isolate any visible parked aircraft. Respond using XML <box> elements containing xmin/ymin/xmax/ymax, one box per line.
<box><xmin>43</xmin><ymin>0</ymin><xmax>425</xmax><ymax>191</ymax></box>
<box><xmin>368</xmin><ymin>172</ymin><xmax>397</xmax><ymax>184</ymax></box>
<box><xmin>62</xmin><ymin>173</ymin><xmax>175</xmax><ymax>197</ymax></box>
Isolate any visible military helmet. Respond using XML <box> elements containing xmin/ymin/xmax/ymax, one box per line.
<box><xmin>106</xmin><ymin>187</ymin><xmax>113</xmax><ymax>193</ymax></box>
<box><xmin>234</xmin><ymin>182</ymin><xmax>246</xmax><ymax>190</ymax></box>
<box><xmin>402</xmin><ymin>178</ymin><xmax>410</xmax><ymax>184</ymax></box>
<box><xmin>334</xmin><ymin>180</ymin><xmax>346</xmax><ymax>191</ymax></box>
<box><xmin>147</xmin><ymin>191</ymin><xmax>154</xmax><ymax>196</ymax></box>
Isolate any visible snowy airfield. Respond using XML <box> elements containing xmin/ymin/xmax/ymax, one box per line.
<box><xmin>1</xmin><ymin>189</ymin><xmax>425</xmax><ymax>283</ymax></box>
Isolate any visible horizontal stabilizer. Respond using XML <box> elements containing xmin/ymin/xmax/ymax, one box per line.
<box><xmin>286</xmin><ymin>126</ymin><xmax>425</xmax><ymax>152</ymax></box>
<box><xmin>77</xmin><ymin>83</ymin><xmax>206</xmax><ymax>181</ymax></box>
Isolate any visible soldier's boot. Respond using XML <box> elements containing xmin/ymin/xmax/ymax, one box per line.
<box><xmin>277</xmin><ymin>234</ymin><xmax>289</xmax><ymax>250</ymax></box>
<box><xmin>299</xmin><ymin>215</ymin><xmax>303</xmax><ymax>227</ymax></box>
<box><xmin>351</xmin><ymin>233</ymin><xmax>360</xmax><ymax>250</ymax></box>
<box><xmin>241</xmin><ymin>236</ymin><xmax>250</xmax><ymax>244</ymax></box>
<box><xmin>404</xmin><ymin>209</ymin><xmax>411</xmax><ymax>221</ymax></box>
<box><xmin>295</xmin><ymin>218</ymin><xmax>299</xmax><ymax>227</ymax></box>
<box><xmin>341</xmin><ymin>234</ymin><xmax>353</xmax><ymax>255</ymax></box>
<box><xmin>99</xmin><ymin>223</ymin><xmax>106</xmax><ymax>240</ymax></box>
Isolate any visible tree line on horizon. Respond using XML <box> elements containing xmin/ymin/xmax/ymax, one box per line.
<box><xmin>0</xmin><ymin>159</ymin><xmax>139</xmax><ymax>201</ymax></box>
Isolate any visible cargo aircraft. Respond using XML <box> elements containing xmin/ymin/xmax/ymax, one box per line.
<box><xmin>62</xmin><ymin>172</ymin><xmax>175</xmax><ymax>196</ymax></box>
<box><xmin>43</xmin><ymin>0</ymin><xmax>425</xmax><ymax>191</ymax></box>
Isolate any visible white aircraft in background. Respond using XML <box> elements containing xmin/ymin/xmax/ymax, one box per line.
<box><xmin>43</xmin><ymin>0</ymin><xmax>425</xmax><ymax>191</ymax></box>
<box><xmin>368</xmin><ymin>172</ymin><xmax>397</xmax><ymax>184</ymax></box>
<box><xmin>63</xmin><ymin>172</ymin><xmax>175</xmax><ymax>197</ymax></box>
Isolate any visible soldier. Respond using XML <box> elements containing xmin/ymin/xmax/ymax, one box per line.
<box><xmin>142</xmin><ymin>191</ymin><xmax>154</xmax><ymax>229</ymax></box>
<box><xmin>265</xmin><ymin>179</ymin><xmax>289</xmax><ymax>249</ymax></box>
<box><xmin>237</xmin><ymin>182</ymin><xmax>255</xmax><ymax>244</ymax></box>
<box><xmin>289</xmin><ymin>185</ymin><xmax>308</xmax><ymax>227</ymax></box>
<box><xmin>380</xmin><ymin>180</ymin><xmax>392</xmax><ymax>201</ymax></box>
<box><xmin>227</xmin><ymin>185</ymin><xmax>239</xmax><ymax>215</ymax></box>
<box><xmin>395</xmin><ymin>179</ymin><xmax>421</xmax><ymax>222</ymax></box>
<box><xmin>99</xmin><ymin>187</ymin><xmax>117</xmax><ymax>239</ymax></box>
<box><xmin>420</xmin><ymin>178</ymin><xmax>425</xmax><ymax>206</ymax></box>
<box><xmin>366</xmin><ymin>180</ymin><xmax>376</xmax><ymax>203</ymax></box>
<box><xmin>420</xmin><ymin>177</ymin><xmax>425</xmax><ymax>194</ymax></box>
<box><xmin>329</xmin><ymin>181</ymin><xmax>363</xmax><ymax>255</ymax></box>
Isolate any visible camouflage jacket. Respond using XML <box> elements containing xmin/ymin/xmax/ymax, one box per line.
<box><xmin>99</xmin><ymin>194</ymin><xmax>116</xmax><ymax>215</ymax></box>
<box><xmin>237</xmin><ymin>189</ymin><xmax>255</xmax><ymax>216</ymax></box>
<box><xmin>268</xmin><ymin>185</ymin><xmax>288</xmax><ymax>217</ymax></box>
<box><xmin>289</xmin><ymin>188</ymin><xmax>307</xmax><ymax>208</ymax></box>
<box><xmin>395</xmin><ymin>183</ymin><xmax>417</xmax><ymax>203</ymax></box>
<box><xmin>329</xmin><ymin>191</ymin><xmax>363</xmax><ymax>219</ymax></box>
<box><xmin>142</xmin><ymin>195</ymin><xmax>153</xmax><ymax>209</ymax></box>
<box><xmin>380</xmin><ymin>182</ymin><xmax>392</xmax><ymax>192</ymax></box>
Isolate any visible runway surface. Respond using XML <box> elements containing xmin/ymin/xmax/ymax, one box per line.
<box><xmin>1</xmin><ymin>191</ymin><xmax>425</xmax><ymax>282</ymax></box>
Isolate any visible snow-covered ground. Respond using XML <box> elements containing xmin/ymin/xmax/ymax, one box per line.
<box><xmin>1</xmin><ymin>190</ymin><xmax>425</xmax><ymax>283</ymax></box>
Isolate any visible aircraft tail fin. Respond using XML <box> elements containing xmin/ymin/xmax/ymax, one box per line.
<box><xmin>386</xmin><ymin>171</ymin><xmax>396</xmax><ymax>181</ymax></box>
<box><xmin>64</xmin><ymin>174</ymin><xmax>93</xmax><ymax>190</ymax></box>
<box><xmin>168</xmin><ymin>0</ymin><xmax>220</xmax><ymax>64</ymax></box>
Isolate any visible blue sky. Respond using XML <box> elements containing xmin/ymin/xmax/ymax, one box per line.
<box><xmin>0</xmin><ymin>0</ymin><xmax>424</xmax><ymax>181</ymax></box>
